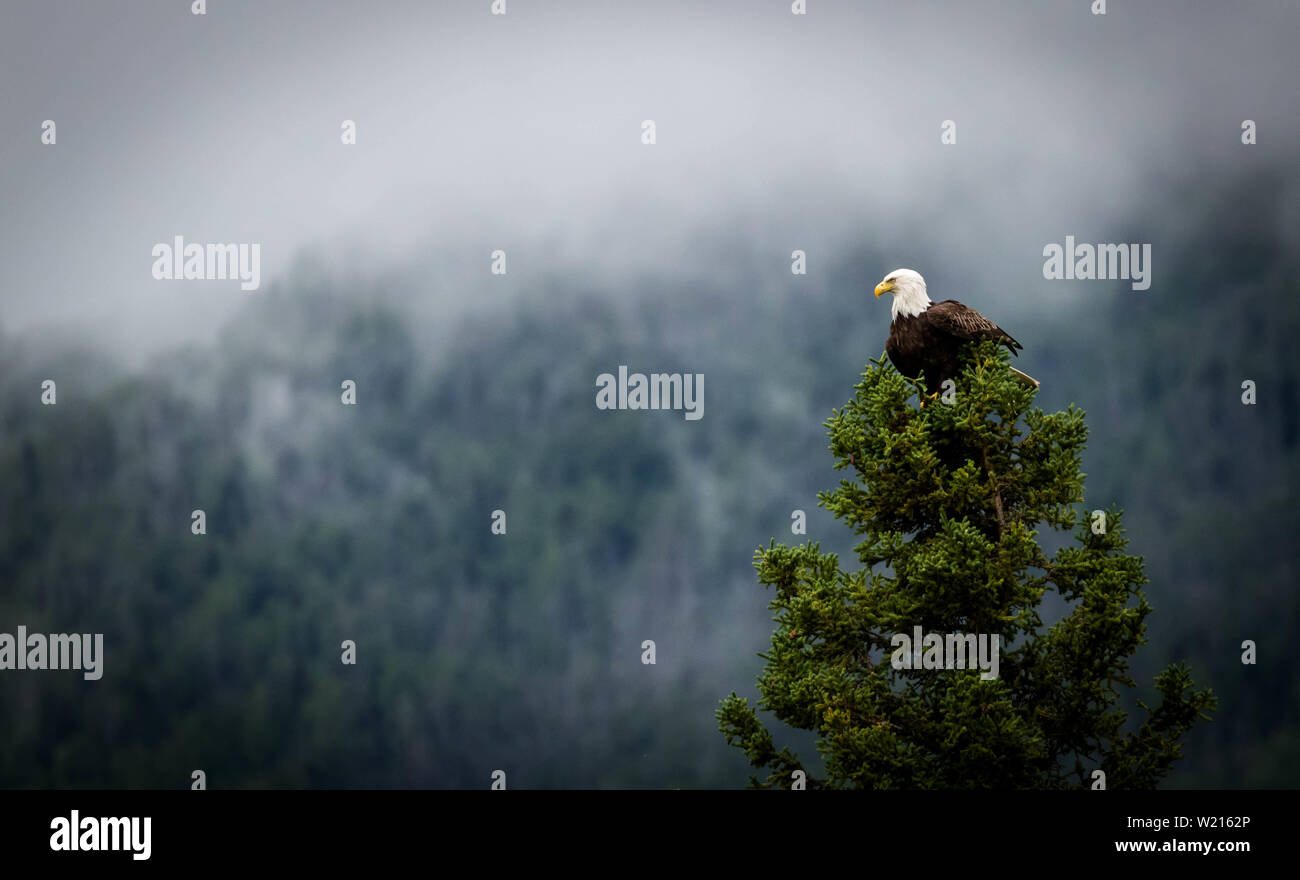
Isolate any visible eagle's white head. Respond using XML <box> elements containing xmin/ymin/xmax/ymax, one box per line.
<box><xmin>874</xmin><ymin>268</ymin><xmax>932</xmax><ymax>321</ymax></box>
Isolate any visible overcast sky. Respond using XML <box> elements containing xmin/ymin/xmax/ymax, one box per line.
<box><xmin>2</xmin><ymin>0</ymin><xmax>1297</xmax><ymax>362</ymax></box>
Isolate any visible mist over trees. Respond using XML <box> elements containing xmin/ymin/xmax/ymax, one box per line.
<box><xmin>0</xmin><ymin>167</ymin><xmax>1296</xmax><ymax>788</ymax></box>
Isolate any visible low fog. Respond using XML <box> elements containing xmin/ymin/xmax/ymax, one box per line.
<box><xmin>2</xmin><ymin>0</ymin><xmax>1297</xmax><ymax>360</ymax></box>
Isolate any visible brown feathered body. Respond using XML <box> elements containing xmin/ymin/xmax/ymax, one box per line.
<box><xmin>886</xmin><ymin>300</ymin><xmax>1025</xmax><ymax>393</ymax></box>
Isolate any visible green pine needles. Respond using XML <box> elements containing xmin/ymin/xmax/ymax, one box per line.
<box><xmin>718</xmin><ymin>341</ymin><xmax>1214</xmax><ymax>789</ymax></box>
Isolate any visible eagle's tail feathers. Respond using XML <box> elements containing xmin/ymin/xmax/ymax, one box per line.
<box><xmin>1010</xmin><ymin>367</ymin><xmax>1040</xmax><ymax>389</ymax></box>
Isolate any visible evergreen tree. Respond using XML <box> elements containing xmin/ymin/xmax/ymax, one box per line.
<box><xmin>718</xmin><ymin>342</ymin><xmax>1215</xmax><ymax>789</ymax></box>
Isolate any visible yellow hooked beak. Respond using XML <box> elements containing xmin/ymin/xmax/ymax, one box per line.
<box><xmin>874</xmin><ymin>280</ymin><xmax>894</xmax><ymax>298</ymax></box>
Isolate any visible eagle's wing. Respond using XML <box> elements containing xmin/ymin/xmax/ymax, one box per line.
<box><xmin>926</xmin><ymin>300</ymin><xmax>1023</xmax><ymax>353</ymax></box>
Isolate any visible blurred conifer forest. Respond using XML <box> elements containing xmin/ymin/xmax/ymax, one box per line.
<box><xmin>1</xmin><ymin>168</ymin><xmax>1296</xmax><ymax>789</ymax></box>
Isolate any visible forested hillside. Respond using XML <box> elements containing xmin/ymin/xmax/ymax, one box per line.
<box><xmin>1</xmin><ymin>168</ymin><xmax>1295</xmax><ymax>788</ymax></box>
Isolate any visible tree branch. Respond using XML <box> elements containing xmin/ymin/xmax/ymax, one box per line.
<box><xmin>982</xmin><ymin>443</ymin><xmax>1006</xmax><ymax>538</ymax></box>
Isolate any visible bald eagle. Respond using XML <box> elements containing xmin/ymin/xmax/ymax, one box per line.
<box><xmin>874</xmin><ymin>268</ymin><xmax>1039</xmax><ymax>395</ymax></box>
